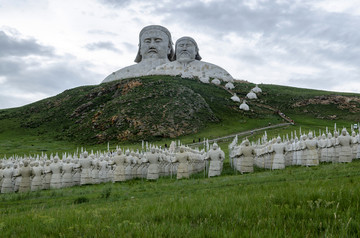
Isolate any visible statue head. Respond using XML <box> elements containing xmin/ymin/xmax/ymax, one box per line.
<box><xmin>308</xmin><ymin>132</ymin><xmax>313</xmax><ymax>139</ymax></box>
<box><xmin>244</xmin><ymin>139</ymin><xmax>250</xmax><ymax>146</ymax></box>
<box><xmin>276</xmin><ymin>136</ymin><xmax>281</xmax><ymax>143</ymax></box>
<box><xmin>212</xmin><ymin>143</ymin><xmax>218</xmax><ymax>150</ymax></box>
<box><xmin>134</xmin><ymin>25</ymin><xmax>174</xmax><ymax>63</ymax></box>
<box><xmin>83</xmin><ymin>151</ymin><xmax>89</xmax><ymax>158</ymax></box>
<box><xmin>328</xmin><ymin>132</ymin><xmax>332</xmax><ymax>139</ymax></box>
<box><xmin>173</xmin><ymin>36</ymin><xmax>202</xmax><ymax>62</ymax></box>
<box><xmin>117</xmin><ymin>149</ymin><xmax>122</xmax><ymax>155</ymax></box>
<box><xmin>341</xmin><ymin>128</ymin><xmax>347</xmax><ymax>136</ymax></box>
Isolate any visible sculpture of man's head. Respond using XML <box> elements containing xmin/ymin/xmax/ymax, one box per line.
<box><xmin>134</xmin><ymin>25</ymin><xmax>174</xmax><ymax>63</ymax></box>
<box><xmin>173</xmin><ymin>36</ymin><xmax>202</xmax><ymax>62</ymax></box>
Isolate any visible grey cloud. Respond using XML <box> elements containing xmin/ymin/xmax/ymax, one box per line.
<box><xmin>122</xmin><ymin>42</ymin><xmax>137</xmax><ymax>52</ymax></box>
<box><xmin>85</xmin><ymin>41</ymin><xmax>122</xmax><ymax>53</ymax></box>
<box><xmin>0</xmin><ymin>30</ymin><xmax>102</xmax><ymax>109</ymax></box>
<box><xmin>98</xmin><ymin>0</ymin><xmax>134</xmax><ymax>7</ymax></box>
<box><xmin>88</xmin><ymin>29</ymin><xmax>118</xmax><ymax>36</ymax></box>
<box><xmin>4</xmin><ymin>58</ymin><xmax>101</xmax><ymax>95</ymax></box>
<box><xmin>0</xmin><ymin>30</ymin><xmax>54</xmax><ymax>57</ymax></box>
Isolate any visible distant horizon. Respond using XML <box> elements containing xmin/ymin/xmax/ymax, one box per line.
<box><xmin>1</xmin><ymin>0</ymin><xmax>360</xmax><ymax>109</ymax></box>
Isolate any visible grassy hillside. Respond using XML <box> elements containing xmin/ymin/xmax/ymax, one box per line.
<box><xmin>0</xmin><ymin>76</ymin><xmax>359</xmax><ymax>156</ymax></box>
<box><xmin>1</xmin><ymin>161</ymin><xmax>359</xmax><ymax>237</ymax></box>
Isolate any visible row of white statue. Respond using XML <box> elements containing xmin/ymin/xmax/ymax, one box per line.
<box><xmin>229</xmin><ymin>126</ymin><xmax>360</xmax><ymax>174</ymax></box>
<box><xmin>1</xmin><ymin>125</ymin><xmax>358</xmax><ymax>194</ymax></box>
<box><xmin>0</xmin><ymin>142</ymin><xmax>225</xmax><ymax>193</ymax></box>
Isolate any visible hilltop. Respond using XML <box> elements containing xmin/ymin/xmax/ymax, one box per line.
<box><xmin>0</xmin><ymin>75</ymin><xmax>359</xmax><ymax>155</ymax></box>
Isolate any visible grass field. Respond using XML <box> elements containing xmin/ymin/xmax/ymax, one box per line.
<box><xmin>1</xmin><ymin>160</ymin><xmax>360</xmax><ymax>237</ymax></box>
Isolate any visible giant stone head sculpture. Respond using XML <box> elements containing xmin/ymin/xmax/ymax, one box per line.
<box><xmin>134</xmin><ymin>25</ymin><xmax>174</xmax><ymax>63</ymax></box>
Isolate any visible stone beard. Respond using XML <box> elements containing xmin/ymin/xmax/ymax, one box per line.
<box><xmin>175</xmin><ymin>38</ymin><xmax>198</xmax><ymax>65</ymax></box>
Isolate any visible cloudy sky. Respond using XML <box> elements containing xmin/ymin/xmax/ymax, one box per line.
<box><xmin>0</xmin><ymin>0</ymin><xmax>359</xmax><ymax>109</ymax></box>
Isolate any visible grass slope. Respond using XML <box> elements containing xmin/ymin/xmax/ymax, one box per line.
<box><xmin>1</xmin><ymin>161</ymin><xmax>359</xmax><ymax>237</ymax></box>
<box><xmin>0</xmin><ymin>76</ymin><xmax>359</xmax><ymax>156</ymax></box>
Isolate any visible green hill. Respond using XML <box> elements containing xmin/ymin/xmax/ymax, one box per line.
<box><xmin>0</xmin><ymin>75</ymin><xmax>359</xmax><ymax>155</ymax></box>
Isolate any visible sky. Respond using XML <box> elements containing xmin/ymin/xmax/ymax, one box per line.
<box><xmin>0</xmin><ymin>0</ymin><xmax>360</xmax><ymax>109</ymax></box>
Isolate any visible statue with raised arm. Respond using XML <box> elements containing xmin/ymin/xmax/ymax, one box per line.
<box><xmin>102</xmin><ymin>25</ymin><xmax>174</xmax><ymax>83</ymax></box>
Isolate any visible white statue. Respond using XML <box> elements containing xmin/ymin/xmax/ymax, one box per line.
<box><xmin>246</xmin><ymin>90</ymin><xmax>257</xmax><ymax>99</ymax></box>
<box><xmin>42</xmin><ymin>160</ymin><xmax>52</xmax><ymax>189</ymax></box>
<box><xmin>206</xmin><ymin>143</ymin><xmax>225</xmax><ymax>177</ymax></box>
<box><xmin>1</xmin><ymin>163</ymin><xmax>14</xmax><ymax>193</ymax></box>
<box><xmin>149</xmin><ymin>36</ymin><xmax>234</xmax><ymax>82</ymax></box>
<box><xmin>252</xmin><ymin>84</ymin><xmax>262</xmax><ymax>93</ymax></box>
<box><xmin>270</xmin><ymin>136</ymin><xmax>286</xmax><ymax>170</ymax></box>
<box><xmin>225</xmin><ymin>82</ymin><xmax>235</xmax><ymax>90</ymax></box>
<box><xmin>113</xmin><ymin>150</ymin><xmax>126</xmax><ymax>182</ymax></box>
<box><xmin>231</xmin><ymin>93</ymin><xmax>240</xmax><ymax>102</ymax></box>
<box><xmin>19</xmin><ymin>160</ymin><xmax>32</xmax><ymax>192</ymax></box>
<box><xmin>61</xmin><ymin>158</ymin><xmax>74</xmax><ymax>188</ymax></box>
<box><xmin>146</xmin><ymin>148</ymin><xmax>161</xmax><ymax>180</ymax></box>
<box><xmin>318</xmin><ymin>133</ymin><xmax>328</xmax><ymax>162</ymax></box>
<box><xmin>173</xmin><ymin>146</ymin><xmax>191</xmax><ymax>179</ymax></box>
<box><xmin>50</xmin><ymin>155</ymin><xmax>62</xmax><ymax>189</ymax></box>
<box><xmin>351</xmin><ymin>131</ymin><xmax>358</xmax><ymax>159</ymax></box>
<box><xmin>239</xmin><ymin>100</ymin><xmax>249</xmax><ymax>111</ymax></box>
<box><xmin>98</xmin><ymin>156</ymin><xmax>109</xmax><ymax>183</ymax></box>
<box><xmin>31</xmin><ymin>161</ymin><xmax>43</xmax><ymax>191</ymax></box>
<box><xmin>304</xmin><ymin>132</ymin><xmax>319</xmax><ymax>166</ymax></box>
<box><xmin>236</xmin><ymin>139</ymin><xmax>255</xmax><ymax>173</ymax></box>
<box><xmin>80</xmin><ymin>151</ymin><xmax>92</xmax><ymax>185</ymax></box>
<box><xmin>338</xmin><ymin>128</ymin><xmax>352</xmax><ymax>163</ymax></box>
<box><xmin>102</xmin><ymin>25</ymin><xmax>174</xmax><ymax>83</ymax></box>
<box><xmin>13</xmin><ymin>164</ymin><xmax>21</xmax><ymax>192</ymax></box>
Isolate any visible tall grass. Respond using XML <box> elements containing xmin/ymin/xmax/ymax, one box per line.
<box><xmin>1</xmin><ymin>161</ymin><xmax>359</xmax><ymax>237</ymax></box>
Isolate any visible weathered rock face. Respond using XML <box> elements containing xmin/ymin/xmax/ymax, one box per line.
<box><xmin>77</xmin><ymin>78</ymin><xmax>219</xmax><ymax>141</ymax></box>
<box><xmin>292</xmin><ymin>95</ymin><xmax>360</xmax><ymax>113</ymax></box>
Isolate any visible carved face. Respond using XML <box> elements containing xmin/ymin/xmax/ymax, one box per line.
<box><xmin>176</xmin><ymin>39</ymin><xmax>196</xmax><ymax>61</ymax></box>
<box><xmin>140</xmin><ymin>30</ymin><xmax>170</xmax><ymax>60</ymax></box>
